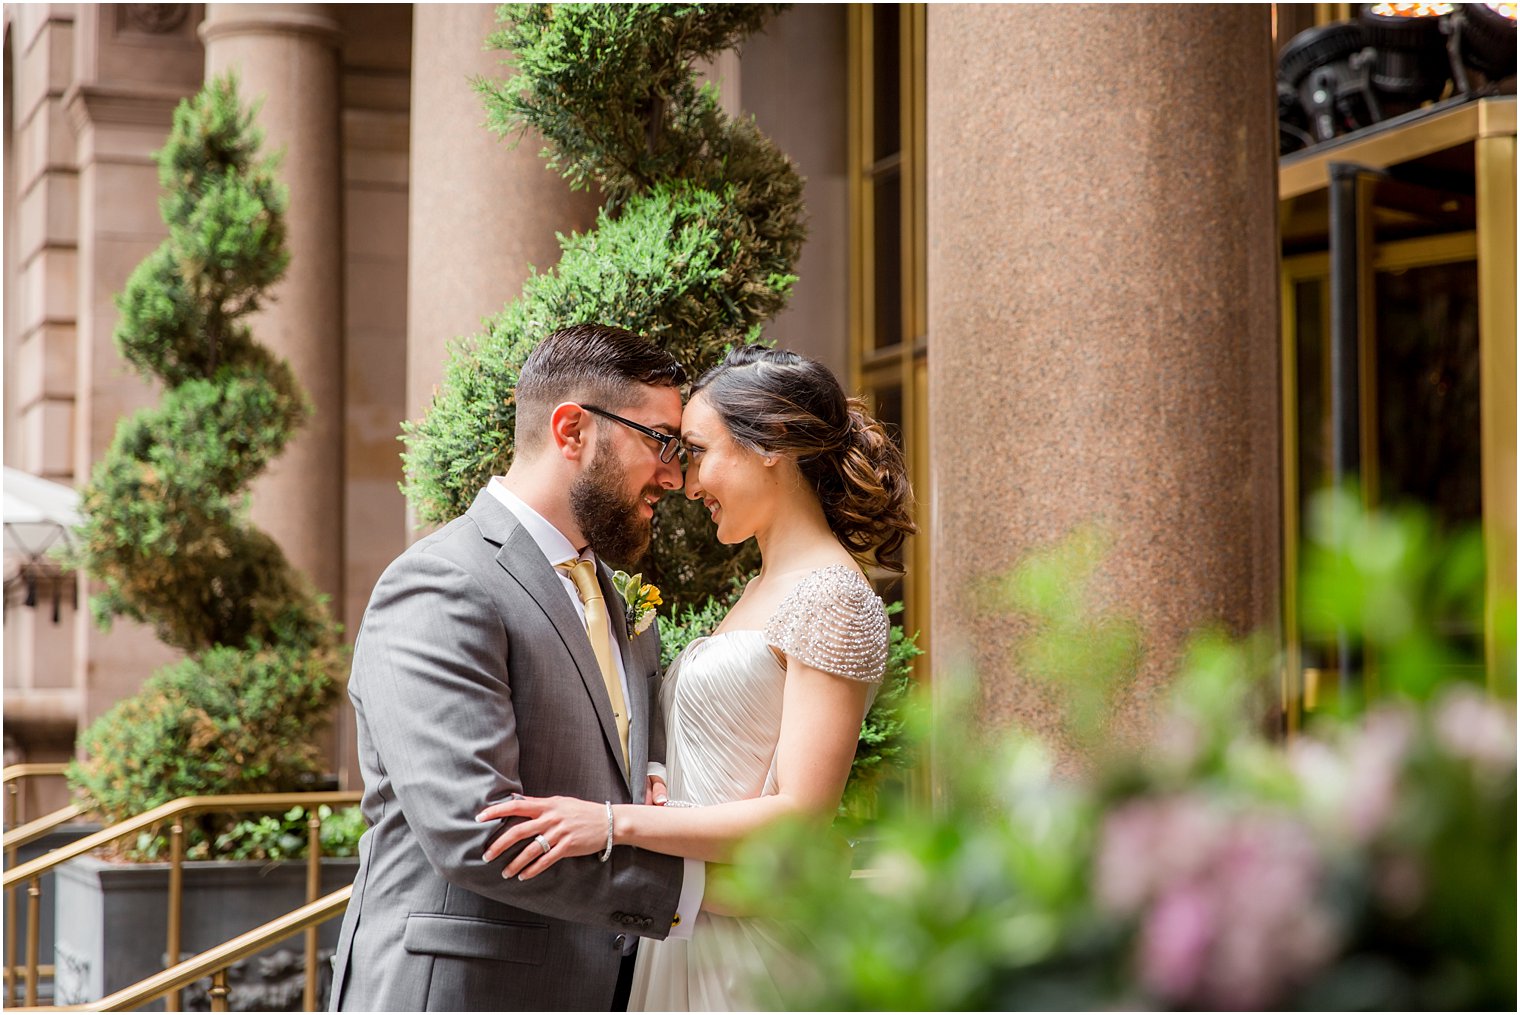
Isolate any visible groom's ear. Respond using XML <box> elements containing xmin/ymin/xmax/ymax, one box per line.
<box><xmin>549</xmin><ymin>401</ymin><xmax>592</xmax><ymax>463</ymax></box>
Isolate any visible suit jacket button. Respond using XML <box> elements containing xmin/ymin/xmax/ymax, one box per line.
<box><xmin>641</xmin><ymin>916</ymin><xmax>653</xmax><ymax>929</ymax></box>
<box><xmin>614</xmin><ymin>934</ymin><xmax>628</xmax><ymax>948</ymax></box>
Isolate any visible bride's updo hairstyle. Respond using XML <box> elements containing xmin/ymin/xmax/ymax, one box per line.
<box><xmin>690</xmin><ymin>345</ymin><xmax>917</xmax><ymax>570</ymax></box>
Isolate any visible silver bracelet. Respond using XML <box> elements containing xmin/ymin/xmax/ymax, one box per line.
<box><xmin>599</xmin><ymin>800</ymin><xmax>614</xmax><ymax>862</ymax></box>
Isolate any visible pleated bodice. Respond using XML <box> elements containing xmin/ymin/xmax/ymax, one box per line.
<box><xmin>662</xmin><ymin>630</ymin><xmax>785</xmax><ymax>807</ymax></box>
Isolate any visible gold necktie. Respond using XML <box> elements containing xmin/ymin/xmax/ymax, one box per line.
<box><xmin>558</xmin><ymin>558</ymin><xmax>630</xmax><ymax>771</ymax></box>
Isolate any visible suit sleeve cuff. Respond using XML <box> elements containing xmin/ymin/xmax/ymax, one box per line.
<box><xmin>667</xmin><ymin>859</ymin><xmax>704</xmax><ymax>940</ymax></box>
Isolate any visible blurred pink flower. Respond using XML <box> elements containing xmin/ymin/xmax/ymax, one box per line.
<box><xmin>1096</xmin><ymin>796</ymin><xmax>1222</xmax><ymax>914</ymax></box>
<box><xmin>1099</xmin><ymin>797</ymin><xmax>1340</xmax><ymax>1010</ymax></box>
<box><xmin>1288</xmin><ymin>737</ymin><xmax>1353</xmax><ymax>832</ymax></box>
<box><xmin>1138</xmin><ymin>886</ymin><xmax>1212</xmax><ymax>1000</ymax></box>
<box><xmin>1200</xmin><ymin>815</ymin><xmax>1338</xmax><ymax>1009</ymax></box>
<box><xmin>1343</xmin><ymin>709</ymin><xmax>1415</xmax><ymax>842</ymax></box>
<box><xmin>1434</xmin><ymin>688</ymin><xmax>1516</xmax><ymax>773</ymax></box>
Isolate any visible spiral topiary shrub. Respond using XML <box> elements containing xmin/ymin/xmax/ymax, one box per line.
<box><xmin>401</xmin><ymin>3</ymin><xmax>804</xmax><ymax>608</ymax></box>
<box><xmin>68</xmin><ymin>76</ymin><xmax>344</xmax><ymax>827</ymax></box>
<box><xmin>401</xmin><ymin>4</ymin><xmax>920</xmax><ymax>798</ymax></box>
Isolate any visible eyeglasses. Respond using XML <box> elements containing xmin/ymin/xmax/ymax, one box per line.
<box><xmin>580</xmin><ymin>405</ymin><xmax>685</xmax><ymax>464</ymax></box>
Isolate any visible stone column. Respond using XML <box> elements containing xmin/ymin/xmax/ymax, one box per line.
<box><xmin>200</xmin><ymin>4</ymin><xmax>345</xmax><ymax>604</ymax></box>
<box><xmin>405</xmin><ymin>3</ymin><xmax>600</xmax><ymax>524</ymax></box>
<box><xmin>927</xmin><ymin>5</ymin><xmax>1281</xmax><ymax>757</ymax></box>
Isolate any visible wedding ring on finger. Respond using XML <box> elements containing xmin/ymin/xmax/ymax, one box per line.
<box><xmin>534</xmin><ymin>834</ymin><xmax>553</xmax><ymax>856</ymax></box>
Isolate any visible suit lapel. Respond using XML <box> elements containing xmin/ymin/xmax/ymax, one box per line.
<box><xmin>469</xmin><ymin>492</ymin><xmax>628</xmax><ymax>787</ymax></box>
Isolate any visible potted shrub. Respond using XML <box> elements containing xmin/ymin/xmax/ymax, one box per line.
<box><xmin>57</xmin><ymin>75</ymin><xmax>355</xmax><ymax>1010</ymax></box>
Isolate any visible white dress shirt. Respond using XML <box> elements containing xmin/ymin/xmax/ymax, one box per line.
<box><xmin>488</xmin><ymin>478</ymin><xmax>703</xmax><ymax>938</ymax></box>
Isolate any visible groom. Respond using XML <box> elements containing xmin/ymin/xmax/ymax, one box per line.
<box><xmin>331</xmin><ymin>324</ymin><xmax>703</xmax><ymax>1011</ymax></box>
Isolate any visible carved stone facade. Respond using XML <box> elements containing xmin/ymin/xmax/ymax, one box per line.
<box><xmin>117</xmin><ymin>5</ymin><xmax>190</xmax><ymax>35</ymax></box>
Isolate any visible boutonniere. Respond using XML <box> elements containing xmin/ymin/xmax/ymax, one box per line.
<box><xmin>611</xmin><ymin>570</ymin><xmax>663</xmax><ymax>637</ymax></box>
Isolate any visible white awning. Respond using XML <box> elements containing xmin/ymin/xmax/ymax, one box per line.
<box><xmin>3</xmin><ymin>467</ymin><xmax>81</xmax><ymax>560</ymax></box>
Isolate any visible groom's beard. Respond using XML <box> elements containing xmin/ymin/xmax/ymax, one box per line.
<box><xmin>569</xmin><ymin>444</ymin><xmax>655</xmax><ymax>568</ymax></box>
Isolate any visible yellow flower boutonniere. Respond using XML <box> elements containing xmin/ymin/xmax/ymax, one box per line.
<box><xmin>611</xmin><ymin>570</ymin><xmax>663</xmax><ymax>637</ymax></box>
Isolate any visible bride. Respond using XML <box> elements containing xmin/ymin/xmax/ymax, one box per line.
<box><xmin>475</xmin><ymin>344</ymin><xmax>916</xmax><ymax>1010</ymax></box>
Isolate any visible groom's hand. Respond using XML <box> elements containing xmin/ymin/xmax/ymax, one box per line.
<box><xmin>645</xmin><ymin>775</ymin><xmax>669</xmax><ymax>806</ymax></box>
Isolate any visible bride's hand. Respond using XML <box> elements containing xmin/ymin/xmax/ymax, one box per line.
<box><xmin>476</xmin><ymin>796</ymin><xmax>607</xmax><ymax>879</ymax></box>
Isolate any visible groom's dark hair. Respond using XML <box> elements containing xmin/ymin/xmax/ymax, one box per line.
<box><xmin>513</xmin><ymin>323</ymin><xmax>687</xmax><ymax>455</ymax></box>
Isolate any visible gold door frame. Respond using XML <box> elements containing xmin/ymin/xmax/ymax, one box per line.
<box><xmin>848</xmin><ymin>3</ymin><xmax>931</xmax><ymax>679</ymax></box>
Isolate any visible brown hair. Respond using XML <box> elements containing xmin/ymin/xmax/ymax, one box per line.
<box><xmin>514</xmin><ymin>323</ymin><xmax>687</xmax><ymax>453</ymax></box>
<box><xmin>691</xmin><ymin>345</ymin><xmax>917</xmax><ymax>570</ymax></box>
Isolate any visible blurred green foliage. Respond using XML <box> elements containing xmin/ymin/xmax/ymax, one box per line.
<box><xmin>841</xmin><ymin>602</ymin><xmax>924</xmax><ymax>821</ymax></box>
<box><xmin>1301</xmin><ymin>486</ymin><xmax>1506</xmax><ymax>701</ymax></box>
<box><xmin>68</xmin><ymin>77</ymin><xmax>345</xmax><ymax>835</ymax></box>
<box><xmin>721</xmin><ymin>494</ymin><xmax>1516</xmax><ymax>1010</ymax></box>
<box><xmin>993</xmin><ymin>525</ymin><xmax>1143</xmax><ymax>756</ymax></box>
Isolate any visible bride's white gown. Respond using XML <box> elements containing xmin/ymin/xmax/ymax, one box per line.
<box><xmin>628</xmin><ymin>565</ymin><xmax>888</xmax><ymax>1011</ymax></box>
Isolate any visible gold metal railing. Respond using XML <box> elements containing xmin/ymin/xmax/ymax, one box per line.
<box><xmin>3</xmin><ymin>763</ymin><xmax>73</xmax><ymax>1008</ymax></box>
<box><xmin>2</xmin><ymin>791</ymin><xmax>360</xmax><ymax>1011</ymax></box>
<box><xmin>3</xmin><ymin>765</ymin><xmax>71</xmax><ymax>828</ymax></box>
<box><xmin>8</xmin><ymin>885</ymin><xmax>353</xmax><ymax>1013</ymax></box>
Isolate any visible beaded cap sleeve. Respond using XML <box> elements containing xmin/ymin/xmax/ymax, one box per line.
<box><xmin>764</xmin><ymin>564</ymin><xmax>889</xmax><ymax>684</ymax></box>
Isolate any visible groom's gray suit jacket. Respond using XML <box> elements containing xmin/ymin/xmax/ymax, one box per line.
<box><xmin>331</xmin><ymin>490</ymin><xmax>683</xmax><ymax>1012</ymax></box>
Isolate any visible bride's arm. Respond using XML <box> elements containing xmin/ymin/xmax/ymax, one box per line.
<box><xmin>478</xmin><ymin>658</ymin><xmax>870</xmax><ymax>877</ymax></box>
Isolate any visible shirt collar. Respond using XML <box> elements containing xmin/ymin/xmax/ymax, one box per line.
<box><xmin>487</xmin><ymin>478</ymin><xmax>585</xmax><ymax>569</ymax></box>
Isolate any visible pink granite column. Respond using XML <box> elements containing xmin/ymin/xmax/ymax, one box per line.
<box><xmin>927</xmin><ymin>5</ymin><xmax>1281</xmax><ymax>757</ymax></box>
<box><xmin>405</xmin><ymin>4</ymin><xmax>600</xmax><ymax>530</ymax></box>
<box><xmin>200</xmin><ymin>4</ymin><xmax>345</xmax><ymax>605</ymax></box>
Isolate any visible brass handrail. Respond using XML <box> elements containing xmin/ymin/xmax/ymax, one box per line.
<box><xmin>1</xmin><ymin>763</ymin><xmax>72</xmax><ymax>783</ymax></box>
<box><xmin>2</xmin><ymin>965</ymin><xmax>55</xmax><ymax>987</ymax></box>
<box><xmin>3</xmin><ymin>763</ymin><xmax>72</xmax><ymax>1008</ymax></box>
<box><xmin>2</xmin><ymin>792</ymin><xmax>360</xmax><ymax>889</ymax></box>
<box><xmin>7</xmin><ymin>885</ymin><xmax>353</xmax><ymax>1013</ymax></box>
<box><xmin>2</xmin><ymin>790</ymin><xmax>361</xmax><ymax>1010</ymax></box>
<box><xmin>3</xmin><ymin>764</ymin><xmax>71</xmax><ymax>830</ymax></box>
<box><xmin>3</xmin><ymin>806</ymin><xmax>84</xmax><ymax>853</ymax></box>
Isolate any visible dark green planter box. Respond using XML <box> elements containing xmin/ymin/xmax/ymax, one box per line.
<box><xmin>4</xmin><ymin>823</ymin><xmax>101</xmax><ymax>1004</ymax></box>
<box><xmin>54</xmin><ymin>854</ymin><xmax>357</xmax><ymax>1012</ymax></box>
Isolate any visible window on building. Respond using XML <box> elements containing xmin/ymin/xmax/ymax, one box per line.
<box><xmin>849</xmin><ymin>3</ymin><xmax>929</xmax><ymax>679</ymax></box>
